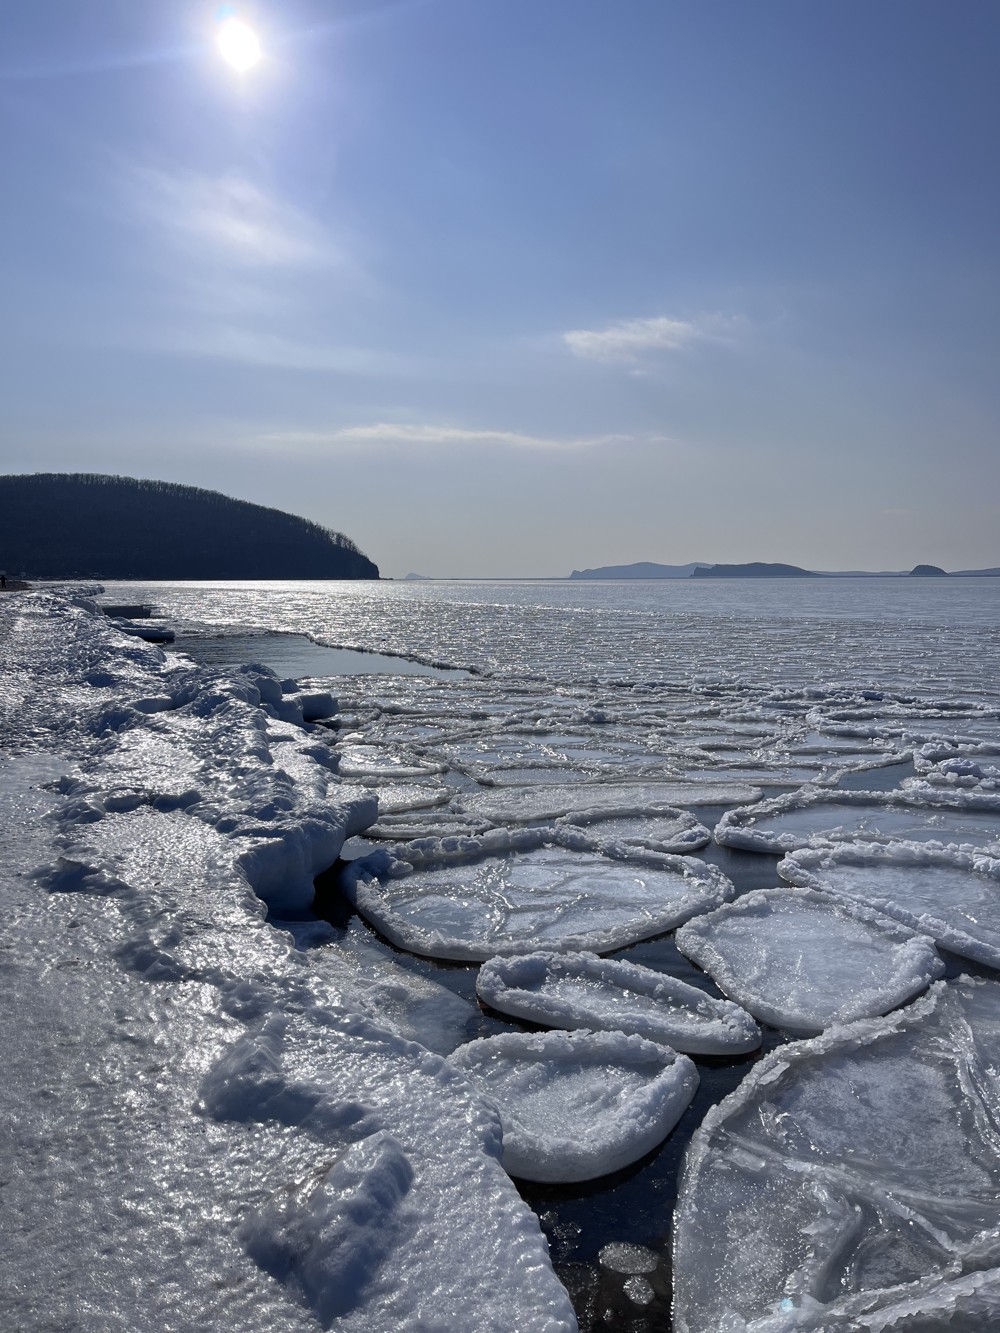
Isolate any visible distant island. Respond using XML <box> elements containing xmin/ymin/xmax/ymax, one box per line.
<box><xmin>0</xmin><ymin>473</ymin><xmax>379</xmax><ymax>580</ymax></box>
<box><xmin>569</xmin><ymin>560</ymin><xmax>999</xmax><ymax>580</ymax></box>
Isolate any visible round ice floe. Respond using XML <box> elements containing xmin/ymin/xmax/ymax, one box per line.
<box><xmin>672</xmin><ymin>978</ymin><xmax>1000</xmax><ymax>1333</ymax></box>
<box><xmin>778</xmin><ymin>842</ymin><xmax>1000</xmax><ymax>969</ymax></box>
<box><xmin>339</xmin><ymin>836</ymin><xmax>735</xmax><ymax>962</ymax></box>
<box><xmin>715</xmin><ymin>786</ymin><xmax>1000</xmax><ymax>854</ymax></box>
<box><xmin>448</xmin><ymin>1030</ymin><xmax>698</xmax><ymax>1182</ymax></box>
<box><xmin>675</xmin><ymin>887</ymin><xmax>944</xmax><ymax>1034</ymax></box>
<box><xmin>477</xmin><ymin>951</ymin><xmax>760</xmax><ymax>1055</ymax></box>
<box><xmin>554</xmin><ymin>807</ymin><xmax>711</xmax><ymax>854</ymax></box>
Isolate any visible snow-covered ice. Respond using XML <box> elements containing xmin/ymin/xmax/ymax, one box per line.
<box><xmin>778</xmin><ymin>842</ymin><xmax>1000</xmax><ymax>970</ymax></box>
<box><xmin>0</xmin><ymin>595</ymin><xmax>576</xmax><ymax>1333</ymax></box>
<box><xmin>477</xmin><ymin>950</ymin><xmax>761</xmax><ymax>1054</ymax></box>
<box><xmin>340</xmin><ymin>835</ymin><xmax>735</xmax><ymax>961</ymax></box>
<box><xmin>448</xmin><ymin>1029</ymin><xmax>698</xmax><ymax>1182</ymax></box>
<box><xmin>675</xmin><ymin>887</ymin><xmax>944</xmax><ymax>1033</ymax></box>
<box><xmin>716</xmin><ymin>787</ymin><xmax>1000</xmax><ymax>855</ymax></box>
<box><xmin>673</xmin><ymin>977</ymin><xmax>1000</xmax><ymax>1332</ymax></box>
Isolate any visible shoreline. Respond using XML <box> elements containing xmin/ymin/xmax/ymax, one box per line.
<box><xmin>0</xmin><ymin>593</ymin><xmax>576</xmax><ymax>1332</ymax></box>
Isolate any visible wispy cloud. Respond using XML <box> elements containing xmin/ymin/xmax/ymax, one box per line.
<box><xmin>563</xmin><ymin>313</ymin><xmax>742</xmax><ymax>363</ymax></box>
<box><xmin>164</xmin><ymin>328</ymin><xmax>417</xmax><ymax>376</ymax></box>
<box><xmin>253</xmin><ymin>423</ymin><xmax>633</xmax><ymax>451</ymax></box>
<box><xmin>126</xmin><ymin>166</ymin><xmax>344</xmax><ymax>269</ymax></box>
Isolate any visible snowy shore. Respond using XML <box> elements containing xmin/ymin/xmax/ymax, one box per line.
<box><xmin>0</xmin><ymin>594</ymin><xmax>576</xmax><ymax>1331</ymax></box>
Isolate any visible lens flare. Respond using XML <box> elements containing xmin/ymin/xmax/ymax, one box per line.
<box><xmin>217</xmin><ymin>19</ymin><xmax>261</xmax><ymax>72</ymax></box>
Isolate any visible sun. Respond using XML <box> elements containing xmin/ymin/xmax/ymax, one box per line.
<box><xmin>217</xmin><ymin>18</ymin><xmax>261</xmax><ymax>72</ymax></box>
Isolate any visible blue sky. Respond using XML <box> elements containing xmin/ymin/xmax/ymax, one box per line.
<box><xmin>2</xmin><ymin>1</ymin><xmax>998</xmax><ymax>576</ymax></box>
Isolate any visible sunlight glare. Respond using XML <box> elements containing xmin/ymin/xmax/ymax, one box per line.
<box><xmin>217</xmin><ymin>19</ymin><xmax>261</xmax><ymax>72</ymax></box>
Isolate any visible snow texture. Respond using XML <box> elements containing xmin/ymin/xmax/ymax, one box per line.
<box><xmin>673</xmin><ymin>978</ymin><xmax>1000</xmax><ymax>1332</ymax></box>
<box><xmin>778</xmin><ymin>843</ymin><xmax>1000</xmax><ymax>970</ymax></box>
<box><xmin>477</xmin><ymin>950</ymin><xmax>761</xmax><ymax>1054</ymax></box>
<box><xmin>675</xmin><ymin>888</ymin><xmax>944</xmax><ymax>1033</ymax></box>
<box><xmin>0</xmin><ymin>595</ymin><xmax>576</xmax><ymax>1333</ymax></box>
<box><xmin>715</xmin><ymin>788</ymin><xmax>1000</xmax><ymax>856</ymax></box>
<box><xmin>448</xmin><ymin>1029</ymin><xmax>699</xmax><ymax>1182</ymax></box>
<box><xmin>340</xmin><ymin>836</ymin><xmax>735</xmax><ymax>961</ymax></box>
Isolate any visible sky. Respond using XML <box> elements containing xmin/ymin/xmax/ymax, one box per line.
<box><xmin>1</xmin><ymin>1</ymin><xmax>998</xmax><ymax>577</ymax></box>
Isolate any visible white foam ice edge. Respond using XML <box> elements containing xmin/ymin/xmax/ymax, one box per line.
<box><xmin>0</xmin><ymin>594</ymin><xmax>577</xmax><ymax>1333</ymax></box>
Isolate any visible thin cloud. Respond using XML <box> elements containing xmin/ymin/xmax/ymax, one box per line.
<box><xmin>126</xmin><ymin>166</ymin><xmax>344</xmax><ymax>269</ymax></box>
<box><xmin>563</xmin><ymin>313</ymin><xmax>742</xmax><ymax>363</ymax></box>
<box><xmin>253</xmin><ymin>423</ymin><xmax>633</xmax><ymax>451</ymax></box>
<box><xmin>166</xmin><ymin>328</ymin><xmax>417</xmax><ymax>376</ymax></box>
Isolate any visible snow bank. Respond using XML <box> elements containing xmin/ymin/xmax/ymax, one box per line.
<box><xmin>676</xmin><ymin>888</ymin><xmax>944</xmax><ymax>1033</ymax></box>
<box><xmin>478</xmin><ymin>951</ymin><xmax>761</xmax><ymax>1054</ymax></box>
<box><xmin>0</xmin><ymin>595</ymin><xmax>576</xmax><ymax>1333</ymax></box>
<box><xmin>449</xmin><ymin>1029</ymin><xmax>698</xmax><ymax>1182</ymax></box>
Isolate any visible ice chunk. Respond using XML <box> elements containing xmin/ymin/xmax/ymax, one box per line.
<box><xmin>716</xmin><ymin>787</ymin><xmax>1000</xmax><ymax>855</ymax></box>
<box><xmin>554</xmin><ymin>807</ymin><xmax>711</xmax><ymax>854</ymax></box>
<box><xmin>477</xmin><ymin>951</ymin><xmax>761</xmax><ymax>1054</ymax></box>
<box><xmin>340</xmin><ymin>838</ymin><xmax>735</xmax><ymax>962</ymax></box>
<box><xmin>779</xmin><ymin>843</ymin><xmax>1000</xmax><ymax>970</ymax></box>
<box><xmin>673</xmin><ymin>978</ymin><xmax>1000</xmax><ymax>1333</ymax></box>
<box><xmin>456</xmin><ymin>780</ymin><xmax>762</xmax><ymax>825</ymax></box>
<box><xmin>675</xmin><ymin>888</ymin><xmax>944</xmax><ymax>1033</ymax></box>
<box><xmin>448</xmin><ymin>1029</ymin><xmax>698</xmax><ymax>1182</ymax></box>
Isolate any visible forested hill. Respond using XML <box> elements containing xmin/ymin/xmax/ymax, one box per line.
<box><xmin>0</xmin><ymin>474</ymin><xmax>379</xmax><ymax>579</ymax></box>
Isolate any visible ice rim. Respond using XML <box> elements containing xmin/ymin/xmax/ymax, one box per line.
<box><xmin>675</xmin><ymin>887</ymin><xmax>945</xmax><ymax>1034</ymax></box>
<box><xmin>671</xmin><ymin>977</ymin><xmax>1000</xmax><ymax>1333</ymax></box>
<box><xmin>339</xmin><ymin>833</ymin><xmax>736</xmax><ymax>962</ymax></box>
<box><xmin>714</xmin><ymin>784</ymin><xmax>1000</xmax><ymax>855</ymax></box>
<box><xmin>778</xmin><ymin>841</ymin><xmax>1000</xmax><ymax>969</ymax></box>
<box><xmin>476</xmin><ymin>949</ymin><xmax>762</xmax><ymax>1055</ymax></box>
<box><xmin>448</xmin><ymin>1028</ymin><xmax>700</xmax><ymax>1183</ymax></box>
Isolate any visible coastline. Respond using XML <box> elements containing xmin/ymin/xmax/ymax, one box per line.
<box><xmin>0</xmin><ymin>593</ymin><xmax>575</xmax><ymax>1332</ymax></box>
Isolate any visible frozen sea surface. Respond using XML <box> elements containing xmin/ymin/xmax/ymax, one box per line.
<box><xmin>477</xmin><ymin>951</ymin><xmax>761</xmax><ymax>1054</ymax></box>
<box><xmin>43</xmin><ymin>575</ymin><xmax>1000</xmax><ymax>1331</ymax></box>
<box><xmin>779</xmin><ymin>843</ymin><xmax>1000</xmax><ymax>970</ymax></box>
<box><xmin>340</xmin><ymin>838</ymin><xmax>735</xmax><ymax>960</ymax></box>
<box><xmin>676</xmin><ymin>887</ymin><xmax>944</xmax><ymax>1033</ymax></box>
<box><xmin>448</xmin><ymin>1029</ymin><xmax>699</xmax><ymax>1182</ymax></box>
<box><xmin>673</xmin><ymin>977</ymin><xmax>1000</xmax><ymax>1332</ymax></box>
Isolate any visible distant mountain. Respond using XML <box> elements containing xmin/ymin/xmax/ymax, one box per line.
<box><xmin>0</xmin><ymin>473</ymin><xmax>379</xmax><ymax>579</ymax></box>
<box><xmin>569</xmin><ymin>561</ymin><xmax>710</xmax><ymax>580</ymax></box>
<box><xmin>691</xmin><ymin>562</ymin><xmax>816</xmax><ymax>578</ymax></box>
<box><xmin>954</xmin><ymin>567</ymin><xmax>1000</xmax><ymax>577</ymax></box>
<box><xmin>403</xmin><ymin>572</ymin><xmax>433</xmax><ymax>581</ymax></box>
<box><xmin>908</xmin><ymin>564</ymin><xmax>949</xmax><ymax>577</ymax></box>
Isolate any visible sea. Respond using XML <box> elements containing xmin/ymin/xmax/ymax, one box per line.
<box><xmin>96</xmin><ymin>576</ymin><xmax>1000</xmax><ymax>1331</ymax></box>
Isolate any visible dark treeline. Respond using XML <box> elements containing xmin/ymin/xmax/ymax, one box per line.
<box><xmin>0</xmin><ymin>473</ymin><xmax>379</xmax><ymax>579</ymax></box>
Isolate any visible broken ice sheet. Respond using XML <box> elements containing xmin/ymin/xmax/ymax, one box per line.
<box><xmin>779</xmin><ymin>842</ymin><xmax>1000</xmax><ymax>970</ymax></box>
<box><xmin>448</xmin><ymin>1028</ymin><xmax>698</xmax><ymax>1182</ymax></box>
<box><xmin>672</xmin><ymin>978</ymin><xmax>1000</xmax><ymax>1333</ymax></box>
<box><xmin>477</xmin><ymin>950</ymin><xmax>760</xmax><ymax>1054</ymax></box>
<box><xmin>675</xmin><ymin>887</ymin><xmax>944</xmax><ymax>1034</ymax></box>
<box><xmin>716</xmin><ymin>787</ymin><xmax>1000</xmax><ymax>855</ymax></box>
<box><xmin>339</xmin><ymin>834</ymin><xmax>735</xmax><ymax>961</ymax></box>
